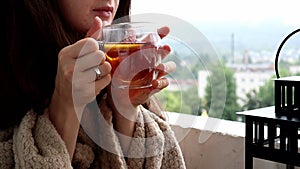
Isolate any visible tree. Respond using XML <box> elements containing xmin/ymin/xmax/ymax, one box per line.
<box><xmin>156</xmin><ymin>86</ymin><xmax>202</xmax><ymax>115</ymax></box>
<box><xmin>241</xmin><ymin>69</ymin><xmax>292</xmax><ymax>111</ymax></box>
<box><xmin>204</xmin><ymin>65</ymin><xmax>240</xmax><ymax>121</ymax></box>
<box><xmin>241</xmin><ymin>89</ymin><xmax>262</xmax><ymax>111</ymax></box>
<box><xmin>182</xmin><ymin>86</ymin><xmax>202</xmax><ymax>115</ymax></box>
<box><xmin>257</xmin><ymin>79</ymin><xmax>274</xmax><ymax>107</ymax></box>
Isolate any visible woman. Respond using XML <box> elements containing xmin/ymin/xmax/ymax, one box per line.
<box><xmin>1</xmin><ymin>0</ymin><xmax>186</xmax><ymax>168</ymax></box>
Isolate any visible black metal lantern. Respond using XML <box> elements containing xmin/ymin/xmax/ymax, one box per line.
<box><xmin>274</xmin><ymin>29</ymin><xmax>300</xmax><ymax>117</ymax></box>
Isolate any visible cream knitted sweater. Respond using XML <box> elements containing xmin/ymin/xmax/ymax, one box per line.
<box><xmin>0</xmin><ymin>97</ymin><xmax>186</xmax><ymax>169</ymax></box>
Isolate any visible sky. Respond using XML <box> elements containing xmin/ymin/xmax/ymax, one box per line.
<box><xmin>131</xmin><ymin>0</ymin><xmax>300</xmax><ymax>26</ymax></box>
<box><xmin>131</xmin><ymin>0</ymin><xmax>300</xmax><ymax>53</ymax></box>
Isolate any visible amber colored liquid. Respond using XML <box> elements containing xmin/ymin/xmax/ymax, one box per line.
<box><xmin>103</xmin><ymin>42</ymin><xmax>158</xmax><ymax>88</ymax></box>
<box><xmin>104</xmin><ymin>42</ymin><xmax>145</xmax><ymax>73</ymax></box>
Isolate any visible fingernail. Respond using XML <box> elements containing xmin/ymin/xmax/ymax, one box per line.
<box><xmin>157</xmin><ymin>80</ymin><xmax>162</xmax><ymax>88</ymax></box>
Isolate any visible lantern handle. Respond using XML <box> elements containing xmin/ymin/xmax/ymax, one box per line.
<box><xmin>275</xmin><ymin>29</ymin><xmax>300</xmax><ymax>78</ymax></box>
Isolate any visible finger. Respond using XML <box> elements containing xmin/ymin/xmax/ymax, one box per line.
<box><xmin>94</xmin><ymin>61</ymin><xmax>112</xmax><ymax>81</ymax></box>
<box><xmin>73</xmin><ymin>68</ymin><xmax>97</xmax><ymax>84</ymax></box>
<box><xmin>156</xmin><ymin>61</ymin><xmax>176</xmax><ymax>78</ymax></box>
<box><xmin>158</xmin><ymin>45</ymin><xmax>171</xmax><ymax>60</ymax></box>
<box><xmin>73</xmin><ymin>61</ymin><xmax>111</xmax><ymax>83</ymax></box>
<box><xmin>75</xmin><ymin>50</ymin><xmax>105</xmax><ymax>71</ymax></box>
<box><xmin>95</xmin><ymin>74</ymin><xmax>111</xmax><ymax>94</ymax></box>
<box><xmin>157</xmin><ymin>26</ymin><xmax>170</xmax><ymax>39</ymax></box>
<box><xmin>140</xmin><ymin>32</ymin><xmax>159</xmax><ymax>44</ymax></box>
<box><xmin>141</xmin><ymin>26</ymin><xmax>170</xmax><ymax>44</ymax></box>
<box><xmin>78</xmin><ymin>38</ymin><xmax>101</xmax><ymax>58</ymax></box>
<box><xmin>59</xmin><ymin>17</ymin><xmax>102</xmax><ymax>60</ymax></box>
<box><xmin>63</xmin><ymin>38</ymin><xmax>99</xmax><ymax>60</ymax></box>
<box><xmin>151</xmin><ymin>77</ymin><xmax>169</xmax><ymax>89</ymax></box>
<box><xmin>86</xmin><ymin>16</ymin><xmax>102</xmax><ymax>40</ymax></box>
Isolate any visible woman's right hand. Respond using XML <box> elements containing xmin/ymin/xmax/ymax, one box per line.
<box><xmin>52</xmin><ymin>17</ymin><xmax>111</xmax><ymax>117</ymax></box>
<box><xmin>48</xmin><ymin>17</ymin><xmax>111</xmax><ymax>159</ymax></box>
<box><xmin>53</xmin><ymin>38</ymin><xmax>111</xmax><ymax>115</ymax></box>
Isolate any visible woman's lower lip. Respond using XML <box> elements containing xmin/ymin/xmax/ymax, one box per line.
<box><xmin>94</xmin><ymin>11</ymin><xmax>112</xmax><ymax>18</ymax></box>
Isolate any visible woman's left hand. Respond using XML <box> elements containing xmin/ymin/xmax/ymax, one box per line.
<box><xmin>108</xmin><ymin>26</ymin><xmax>175</xmax><ymax>110</ymax></box>
<box><xmin>108</xmin><ymin>27</ymin><xmax>175</xmax><ymax>151</ymax></box>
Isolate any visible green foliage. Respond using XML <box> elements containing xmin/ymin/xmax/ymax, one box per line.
<box><xmin>258</xmin><ymin>79</ymin><xmax>274</xmax><ymax>107</ymax></box>
<box><xmin>204</xmin><ymin>65</ymin><xmax>240</xmax><ymax>121</ymax></box>
<box><xmin>241</xmin><ymin>89</ymin><xmax>262</xmax><ymax>111</ymax></box>
<box><xmin>158</xmin><ymin>90</ymin><xmax>182</xmax><ymax>112</ymax></box>
<box><xmin>182</xmin><ymin>87</ymin><xmax>202</xmax><ymax>115</ymax></box>
<box><xmin>162</xmin><ymin>44</ymin><xmax>300</xmax><ymax>120</ymax></box>
<box><xmin>156</xmin><ymin>86</ymin><xmax>201</xmax><ymax>115</ymax></box>
<box><xmin>241</xmin><ymin>68</ymin><xmax>294</xmax><ymax>111</ymax></box>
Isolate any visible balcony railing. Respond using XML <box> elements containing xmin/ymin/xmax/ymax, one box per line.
<box><xmin>168</xmin><ymin>112</ymin><xmax>300</xmax><ymax>169</ymax></box>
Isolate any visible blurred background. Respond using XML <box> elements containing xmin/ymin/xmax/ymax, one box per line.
<box><xmin>131</xmin><ymin>0</ymin><xmax>300</xmax><ymax>122</ymax></box>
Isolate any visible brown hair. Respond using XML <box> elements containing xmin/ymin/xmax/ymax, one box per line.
<box><xmin>2</xmin><ymin>0</ymin><xmax>165</xmax><ymax>129</ymax></box>
<box><xmin>1</xmin><ymin>0</ymin><xmax>132</xmax><ymax>129</ymax></box>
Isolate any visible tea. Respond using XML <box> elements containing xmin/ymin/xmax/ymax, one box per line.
<box><xmin>103</xmin><ymin>42</ymin><xmax>144</xmax><ymax>73</ymax></box>
<box><xmin>103</xmin><ymin>42</ymin><xmax>159</xmax><ymax>88</ymax></box>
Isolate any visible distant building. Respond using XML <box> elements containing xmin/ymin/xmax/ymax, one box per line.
<box><xmin>198</xmin><ymin>63</ymin><xmax>275</xmax><ymax>106</ymax></box>
<box><xmin>198</xmin><ymin>71</ymin><xmax>209</xmax><ymax>98</ymax></box>
<box><xmin>234</xmin><ymin>69</ymin><xmax>274</xmax><ymax>105</ymax></box>
<box><xmin>289</xmin><ymin>65</ymin><xmax>300</xmax><ymax>74</ymax></box>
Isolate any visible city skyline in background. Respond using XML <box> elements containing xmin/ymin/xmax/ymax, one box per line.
<box><xmin>132</xmin><ymin>0</ymin><xmax>300</xmax><ymax>116</ymax></box>
<box><xmin>132</xmin><ymin>0</ymin><xmax>300</xmax><ymax>54</ymax></box>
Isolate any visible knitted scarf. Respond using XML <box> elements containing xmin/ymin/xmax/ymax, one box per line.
<box><xmin>0</xmin><ymin>97</ymin><xmax>186</xmax><ymax>169</ymax></box>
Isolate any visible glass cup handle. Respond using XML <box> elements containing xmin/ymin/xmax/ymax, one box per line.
<box><xmin>97</xmin><ymin>41</ymin><xmax>105</xmax><ymax>51</ymax></box>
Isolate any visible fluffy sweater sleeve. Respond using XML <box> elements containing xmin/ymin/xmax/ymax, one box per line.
<box><xmin>77</xmin><ymin>96</ymin><xmax>186</xmax><ymax>169</ymax></box>
<box><xmin>0</xmin><ymin>110</ymin><xmax>95</xmax><ymax>169</ymax></box>
<box><xmin>12</xmin><ymin>110</ymin><xmax>72</xmax><ymax>169</ymax></box>
<box><xmin>0</xmin><ymin>109</ymin><xmax>99</xmax><ymax>169</ymax></box>
<box><xmin>0</xmin><ymin>97</ymin><xmax>186</xmax><ymax>169</ymax></box>
<box><xmin>125</xmin><ymin>107</ymin><xmax>186</xmax><ymax>169</ymax></box>
<box><xmin>0</xmin><ymin>127</ymin><xmax>14</xmax><ymax>169</ymax></box>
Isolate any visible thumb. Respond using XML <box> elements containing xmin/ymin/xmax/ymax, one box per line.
<box><xmin>86</xmin><ymin>16</ymin><xmax>102</xmax><ymax>39</ymax></box>
<box><xmin>157</xmin><ymin>26</ymin><xmax>170</xmax><ymax>39</ymax></box>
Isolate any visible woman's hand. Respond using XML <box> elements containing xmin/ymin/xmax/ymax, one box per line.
<box><xmin>54</xmin><ymin>17</ymin><xmax>111</xmax><ymax>114</ymax></box>
<box><xmin>108</xmin><ymin>26</ymin><xmax>175</xmax><ymax>122</ymax></box>
<box><xmin>109</xmin><ymin>26</ymin><xmax>175</xmax><ymax>109</ymax></box>
<box><xmin>106</xmin><ymin>26</ymin><xmax>175</xmax><ymax>155</ymax></box>
<box><xmin>53</xmin><ymin>38</ymin><xmax>111</xmax><ymax>114</ymax></box>
<box><xmin>48</xmin><ymin>17</ymin><xmax>111</xmax><ymax>159</ymax></box>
